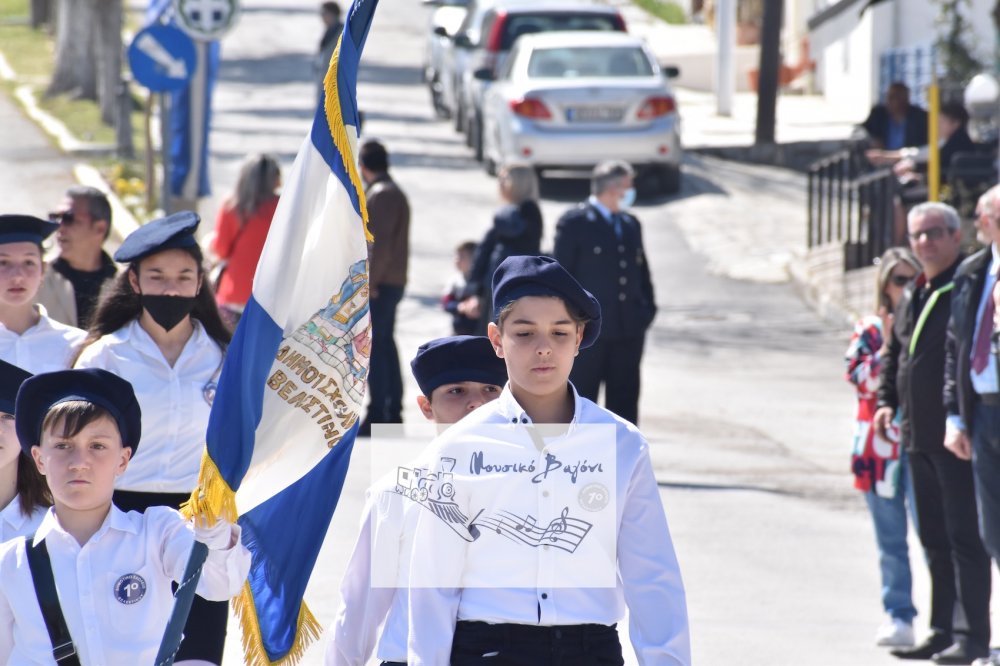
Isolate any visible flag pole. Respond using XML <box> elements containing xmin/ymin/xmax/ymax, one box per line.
<box><xmin>154</xmin><ymin>541</ymin><xmax>209</xmax><ymax>666</ymax></box>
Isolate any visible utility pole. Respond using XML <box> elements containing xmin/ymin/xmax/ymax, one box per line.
<box><xmin>755</xmin><ymin>0</ymin><xmax>785</xmax><ymax>144</ymax></box>
<box><xmin>716</xmin><ymin>0</ymin><xmax>736</xmax><ymax>116</ymax></box>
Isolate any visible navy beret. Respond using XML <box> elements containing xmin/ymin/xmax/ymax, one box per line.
<box><xmin>491</xmin><ymin>255</ymin><xmax>602</xmax><ymax>349</ymax></box>
<box><xmin>0</xmin><ymin>360</ymin><xmax>31</xmax><ymax>416</ymax></box>
<box><xmin>410</xmin><ymin>335</ymin><xmax>507</xmax><ymax>397</ymax></box>
<box><xmin>114</xmin><ymin>211</ymin><xmax>200</xmax><ymax>263</ymax></box>
<box><xmin>15</xmin><ymin>369</ymin><xmax>142</xmax><ymax>455</ymax></box>
<box><xmin>0</xmin><ymin>214</ymin><xmax>58</xmax><ymax>246</ymax></box>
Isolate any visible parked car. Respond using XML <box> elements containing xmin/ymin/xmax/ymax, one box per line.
<box><xmin>422</xmin><ymin>0</ymin><xmax>471</xmax><ymax>119</ymax></box>
<box><xmin>441</xmin><ymin>0</ymin><xmax>627</xmax><ymax>159</ymax></box>
<box><xmin>478</xmin><ymin>31</ymin><xmax>683</xmax><ymax>194</ymax></box>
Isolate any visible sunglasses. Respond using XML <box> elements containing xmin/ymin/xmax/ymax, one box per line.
<box><xmin>47</xmin><ymin>211</ymin><xmax>74</xmax><ymax>226</ymax></box>
<box><xmin>890</xmin><ymin>274</ymin><xmax>914</xmax><ymax>287</ymax></box>
<box><xmin>907</xmin><ymin>226</ymin><xmax>948</xmax><ymax>242</ymax></box>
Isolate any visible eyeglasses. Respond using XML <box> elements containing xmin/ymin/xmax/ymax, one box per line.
<box><xmin>47</xmin><ymin>211</ymin><xmax>74</xmax><ymax>226</ymax></box>
<box><xmin>890</xmin><ymin>274</ymin><xmax>915</xmax><ymax>287</ymax></box>
<box><xmin>907</xmin><ymin>226</ymin><xmax>949</xmax><ymax>242</ymax></box>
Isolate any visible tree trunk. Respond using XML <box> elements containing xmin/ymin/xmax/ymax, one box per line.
<box><xmin>754</xmin><ymin>0</ymin><xmax>784</xmax><ymax>144</ymax></box>
<box><xmin>94</xmin><ymin>0</ymin><xmax>123</xmax><ymax>126</ymax></box>
<box><xmin>29</xmin><ymin>0</ymin><xmax>52</xmax><ymax>29</ymax></box>
<box><xmin>46</xmin><ymin>0</ymin><xmax>97</xmax><ymax>100</ymax></box>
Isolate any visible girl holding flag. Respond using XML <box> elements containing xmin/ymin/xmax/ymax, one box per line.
<box><xmin>0</xmin><ymin>359</ymin><xmax>50</xmax><ymax>541</ymax></box>
<box><xmin>73</xmin><ymin>212</ymin><xmax>233</xmax><ymax>665</ymax></box>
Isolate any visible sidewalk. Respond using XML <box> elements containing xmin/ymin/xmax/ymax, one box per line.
<box><xmin>0</xmin><ymin>89</ymin><xmax>74</xmax><ymax>216</ymax></box>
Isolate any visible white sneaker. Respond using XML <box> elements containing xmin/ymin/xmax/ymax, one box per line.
<box><xmin>875</xmin><ymin>618</ymin><xmax>915</xmax><ymax>647</ymax></box>
<box><xmin>971</xmin><ymin>650</ymin><xmax>1000</xmax><ymax>666</ymax></box>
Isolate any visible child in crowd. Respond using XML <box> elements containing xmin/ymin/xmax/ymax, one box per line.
<box><xmin>0</xmin><ymin>360</ymin><xmax>50</xmax><ymax>541</ymax></box>
<box><xmin>407</xmin><ymin>256</ymin><xmax>690</xmax><ymax>665</ymax></box>
<box><xmin>0</xmin><ymin>215</ymin><xmax>85</xmax><ymax>373</ymax></box>
<box><xmin>441</xmin><ymin>241</ymin><xmax>478</xmax><ymax>336</ymax></box>
<box><xmin>326</xmin><ymin>335</ymin><xmax>507</xmax><ymax>666</ymax></box>
<box><xmin>0</xmin><ymin>368</ymin><xmax>249</xmax><ymax>663</ymax></box>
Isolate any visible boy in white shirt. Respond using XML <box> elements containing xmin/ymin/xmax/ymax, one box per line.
<box><xmin>0</xmin><ymin>367</ymin><xmax>250</xmax><ymax>664</ymax></box>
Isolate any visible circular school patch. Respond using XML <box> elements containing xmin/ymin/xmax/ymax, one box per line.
<box><xmin>578</xmin><ymin>482</ymin><xmax>610</xmax><ymax>512</ymax></box>
<box><xmin>114</xmin><ymin>573</ymin><xmax>147</xmax><ymax>605</ymax></box>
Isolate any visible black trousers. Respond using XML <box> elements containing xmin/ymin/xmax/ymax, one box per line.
<box><xmin>569</xmin><ymin>335</ymin><xmax>645</xmax><ymax>425</ymax></box>
<box><xmin>907</xmin><ymin>451</ymin><xmax>992</xmax><ymax>646</ymax></box>
<box><xmin>450</xmin><ymin>620</ymin><xmax>624</xmax><ymax>666</ymax></box>
<box><xmin>113</xmin><ymin>490</ymin><xmax>230</xmax><ymax>665</ymax></box>
<box><xmin>366</xmin><ymin>284</ymin><xmax>405</xmax><ymax>424</ymax></box>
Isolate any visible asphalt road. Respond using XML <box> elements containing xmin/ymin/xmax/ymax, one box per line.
<box><xmin>187</xmin><ymin>1</ymin><xmax>999</xmax><ymax>664</ymax></box>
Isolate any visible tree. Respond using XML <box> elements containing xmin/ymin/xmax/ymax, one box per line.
<box><xmin>934</xmin><ymin>0</ymin><xmax>983</xmax><ymax>95</ymax></box>
<box><xmin>754</xmin><ymin>0</ymin><xmax>783</xmax><ymax>144</ymax></box>
<box><xmin>46</xmin><ymin>0</ymin><xmax>123</xmax><ymax>126</ymax></box>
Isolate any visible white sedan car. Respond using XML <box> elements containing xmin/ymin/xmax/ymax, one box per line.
<box><xmin>478</xmin><ymin>31</ymin><xmax>682</xmax><ymax>194</ymax></box>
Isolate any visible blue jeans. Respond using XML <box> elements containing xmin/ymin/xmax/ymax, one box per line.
<box><xmin>366</xmin><ymin>284</ymin><xmax>404</xmax><ymax>424</ymax></box>
<box><xmin>863</xmin><ymin>450</ymin><xmax>918</xmax><ymax>623</ymax></box>
<box><xmin>971</xmin><ymin>401</ymin><xmax>1000</xmax><ymax>564</ymax></box>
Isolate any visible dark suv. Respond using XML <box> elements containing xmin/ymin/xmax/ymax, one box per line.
<box><xmin>443</xmin><ymin>0</ymin><xmax>626</xmax><ymax>160</ymax></box>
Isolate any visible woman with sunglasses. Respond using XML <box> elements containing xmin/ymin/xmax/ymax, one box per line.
<box><xmin>73</xmin><ymin>212</ymin><xmax>233</xmax><ymax>666</ymax></box>
<box><xmin>845</xmin><ymin>246</ymin><xmax>922</xmax><ymax>649</ymax></box>
<box><xmin>0</xmin><ymin>215</ymin><xmax>85</xmax><ymax>374</ymax></box>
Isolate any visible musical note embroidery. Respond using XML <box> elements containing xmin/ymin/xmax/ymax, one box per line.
<box><xmin>477</xmin><ymin>506</ymin><xmax>592</xmax><ymax>553</ymax></box>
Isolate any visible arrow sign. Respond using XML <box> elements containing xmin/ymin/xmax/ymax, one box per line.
<box><xmin>128</xmin><ymin>24</ymin><xmax>197</xmax><ymax>92</ymax></box>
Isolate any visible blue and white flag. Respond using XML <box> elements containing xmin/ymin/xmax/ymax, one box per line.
<box><xmin>185</xmin><ymin>1</ymin><xmax>379</xmax><ymax>663</ymax></box>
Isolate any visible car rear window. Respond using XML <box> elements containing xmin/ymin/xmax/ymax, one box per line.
<box><xmin>527</xmin><ymin>46</ymin><xmax>654</xmax><ymax>78</ymax></box>
<box><xmin>500</xmin><ymin>13</ymin><xmax>622</xmax><ymax>51</ymax></box>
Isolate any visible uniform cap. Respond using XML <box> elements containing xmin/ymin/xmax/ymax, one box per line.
<box><xmin>410</xmin><ymin>335</ymin><xmax>507</xmax><ymax>397</ymax></box>
<box><xmin>114</xmin><ymin>211</ymin><xmax>200</xmax><ymax>263</ymax></box>
<box><xmin>491</xmin><ymin>255</ymin><xmax>602</xmax><ymax>349</ymax></box>
<box><xmin>15</xmin><ymin>369</ymin><xmax>142</xmax><ymax>455</ymax></box>
<box><xmin>0</xmin><ymin>214</ymin><xmax>58</xmax><ymax>246</ymax></box>
<box><xmin>0</xmin><ymin>360</ymin><xmax>31</xmax><ymax>415</ymax></box>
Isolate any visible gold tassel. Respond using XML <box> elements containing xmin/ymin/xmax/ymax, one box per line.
<box><xmin>233</xmin><ymin>582</ymin><xmax>325</xmax><ymax>666</ymax></box>
<box><xmin>180</xmin><ymin>453</ymin><xmax>237</xmax><ymax>524</ymax></box>
<box><xmin>322</xmin><ymin>35</ymin><xmax>374</xmax><ymax>243</ymax></box>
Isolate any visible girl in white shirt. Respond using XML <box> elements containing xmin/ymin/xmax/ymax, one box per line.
<box><xmin>0</xmin><ymin>367</ymin><xmax>249</xmax><ymax>664</ymax></box>
<box><xmin>407</xmin><ymin>256</ymin><xmax>690</xmax><ymax>666</ymax></box>
<box><xmin>0</xmin><ymin>360</ymin><xmax>49</xmax><ymax>542</ymax></box>
<box><xmin>73</xmin><ymin>211</ymin><xmax>232</xmax><ymax>665</ymax></box>
<box><xmin>0</xmin><ymin>215</ymin><xmax>85</xmax><ymax>374</ymax></box>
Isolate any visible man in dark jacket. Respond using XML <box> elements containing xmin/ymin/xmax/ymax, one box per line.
<box><xmin>944</xmin><ymin>186</ymin><xmax>1000</xmax><ymax>592</ymax></box>
<box><xmin>862</xmin><ymin>82</ymin><xmax>928</xmax><ymax>150</ymax></box>
<box><xmin>553</xmin><ymin>160</ymin><xmax>656</xmax><ymax>425</ymax></box>
<box><xmin>360</xmin><ymin>140</ymin><xmax>410</xmax><ymax>434</ymax></box>
<box><xmin>876</xmin><ymin>202</ymin><xmax>991</xmax><ymax>664</ymax></box>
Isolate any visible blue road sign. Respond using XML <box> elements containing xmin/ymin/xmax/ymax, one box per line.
<box><xmin>128</xmin><ymin>24</ymin><xmax>197</xmax><ymax>92</ymax></box>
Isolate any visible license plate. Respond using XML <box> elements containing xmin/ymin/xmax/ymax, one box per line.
<box><xmin>565</xmin><ymin>105</ymin><xmax>624</xmax><ymax>122</ymax></box>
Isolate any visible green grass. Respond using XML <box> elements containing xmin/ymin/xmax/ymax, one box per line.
<box><xmin>634</xmin><ymin>0</ymin><xmax>687</xmax><ymax>25</ymax></box>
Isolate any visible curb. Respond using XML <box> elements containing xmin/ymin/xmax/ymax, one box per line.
<box><xmin>12</xmin><ymin>85</ymin><xmax>116</xmax><ymax>155</ymax></box>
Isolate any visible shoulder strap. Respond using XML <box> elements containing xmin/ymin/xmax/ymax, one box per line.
<box><xmin>24</xmin><ymin>534</ymin><xmax>81</xmax><ymax>665</ymax></box>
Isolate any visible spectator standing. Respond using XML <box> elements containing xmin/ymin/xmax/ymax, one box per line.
<box><xmin>553</xmin><ymin>160</ymin><xmax>656</xmax><ymax>425</ymax></box>
<box><xmin>846</xmin><ymin>247</ymin><xmax>922</xmax><ymax>648</ymax></box>
<box><xmin>74</xmin><ymin>212</ymin><xmax>234</xmax><ymax>665</ymax></box>
<box><xmin>875</xmin><ymin>203</ymin><xmax>992</xmax><ymax>664</ymax></box>
<box><xmin>316</xmin><ymin>2</ymin><xmax>343</xmax><ymax>103</ymax></box>
<box><xmin>944</xmin><ymin>185</ymin><xmax>1000</xmax><ymax>665</ymax></box>
<box><xmin>211</xmin><ymin>153</ymin><xmax>281</xmax><ymax>329</ymax></box>
<box><xmin>861</xmin><ymin>82</ymin><xmax>929</xmax><ymax>150</ymax></box>
<box><xmin>360</xmin><ymin>140</ymin><xmax>409</xmax><ymax>434</ymax></box>
<box><xmin>459</xmin><ymin>163</ymin><xmax>543</xmax><ymax>335</ymax></box>
<box><xmin>0</xmin><ymin>215</ymin><xmax>85</xmax><ymax>373</ymax></box>
<box><xmin>441</xmin><ymin>240</ymin><xmax>478</xmax><ymax>336</ymax></box>
<box><xmin>37</xmin><ymin>186</ymin><xmax>117</xmax><ymax>329</ymax></box>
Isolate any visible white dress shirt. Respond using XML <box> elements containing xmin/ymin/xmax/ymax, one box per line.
<box><xmin>325</xmin><ymin>481</ymin><xmax>416</xmax><ymax>665</ymax></box>
<box><xmin>0</xmin><ymin>307</ymin><xmax>85</xmax><ymax>374</ymax></box>
<box><xmin>0</xmin><ymin>497</ymin><xmax>46</xmax><ymax>543</ymax></box>
<box><xmin>75</xmin><ymin>320</ymin><xmax>224</xmax><ymax>492</ymax></box>
<box><xmin>970</xmin><ymin>243</ymin><xmax>999</xmax><ymax>395</ymax></box>
<box><xmin>407</xmin><ymin>385</ymin><xmax>690</xmax><ymax>666</ymax></box>
<box><xmin>0</xmin><ymin>505</ymin><xmax>249</xmax><ymax>664</ymax></box>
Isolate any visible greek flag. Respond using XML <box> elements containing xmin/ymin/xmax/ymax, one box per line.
<box><xmin>184</xmin><ymin>1</ymin><xmax>378</xmax><ymax>662</ymax></box>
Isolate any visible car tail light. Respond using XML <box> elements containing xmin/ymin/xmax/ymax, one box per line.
<box><xmin>613</xmin><ymin>12</ymin><xmax>627</xmax><ymax>31</ymax></box>
<box><xmin>637</xmin><ymin>96</ymin><xmax>676</xmax><ymax>119</ymax></box>
<box><xmin>510</xmin><ymin>98</ymin><xmax>552</xmax><ymax>119</ymax></box>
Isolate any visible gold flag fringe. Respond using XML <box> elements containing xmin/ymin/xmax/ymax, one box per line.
<box><xmin>180</xmin><ymin>452</ymin><xmax>238</xmax><ymax>524</ymax></box>
<box><xmin>323</xmin><ymin>35</ymin><xmax>373</xmax><ymax>243</ymax></box>
<box><xmin>233</xmin><ymin>581</ymin><xmax>325</xmax><ymax>666</ymax></box>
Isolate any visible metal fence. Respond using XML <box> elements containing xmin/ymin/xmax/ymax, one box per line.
<box><xmin>807</xmin><ymin>146</ymin><xmax>896</xmax><ymax>270</ymax></box>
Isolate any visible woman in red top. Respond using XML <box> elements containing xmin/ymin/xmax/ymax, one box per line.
<box><xmin>211</xmin><ymin>153</ymin><xmax>281</xmax><ymax>328</ymax></box>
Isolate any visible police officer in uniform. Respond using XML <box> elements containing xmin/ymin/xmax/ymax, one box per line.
<box><xmin>554</xmin><ymin>160</ymin><xmax>656</xmax><ymax>425</ymax></box>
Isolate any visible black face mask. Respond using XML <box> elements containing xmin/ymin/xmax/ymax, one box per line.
<box><xmin>140</xmin><ymin>295</ymin><xmax>197</xmax><ymax>332</ymax></box>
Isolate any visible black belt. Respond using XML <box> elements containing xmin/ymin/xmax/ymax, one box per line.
<box><xmin>975</xmin><ymin>392</ymin><xmax>1000</xmax><ymax>406</ymax></box>
<box><xmin>455</xmin><ymin>620</ymin><xmax>617</xmax><ymax>647</ymax></box>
